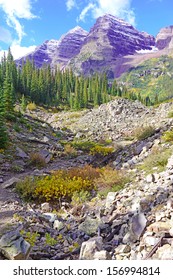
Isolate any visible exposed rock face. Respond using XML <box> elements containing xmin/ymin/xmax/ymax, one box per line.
<box><xmin>16</xmin><ymin>39</ymin><xmax>59</xmax><ymax>68</ymax></box>
<box><xmin>156</xmin><ymin>26</ymin><xmax>173</xmax><ymax>50</ymax></box>
<box><xmin>52</xmin><ymin>26</ymin><xmax>88</xmax><ymax>69</ymax></box>
<box><xmin>16</xmin><ymin>14</ymin><xmax>156</xmax><ymax>77</ymax></box>
<box><xmin>16</xmin><ymin>26</ymin><xmax>88</xmax><ymax>69</ymax></box>
<box><xmin>70</xmin><ymin>14</ymin><xmax>155</xmax><ymax>76</ymax></box>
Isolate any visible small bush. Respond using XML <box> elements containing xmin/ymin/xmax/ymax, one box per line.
<box><xmin>29</xmin><ymin>152</ymin><xmax>46</xmax><ymax>168</ymax></box>
<box><xmin>13</xmin><ymin>123</ymin><xmax>21</xmax><ymax>132</ymax></box>
<box><xmin>94</xmin><ymin>166</ymin><xmax>126</xmax><ymax>190</ymax></box>
<box><xmin>71</xmin><ymin>140</ymin><xmax>96</xmax><ymax>152</ymax></box>
<box><xmin>16</xmin><ymin>177</ymin><xmax>38</xmax><ymax>201</ymax></box>
<box><xmin>67</xmin><ymin>165</ymin><xmax>101</xmax><ymax>181</ymax></box>
<box><xmin>162</xmin><ymin>130</ymin><xmax>173</xmax><ymax>142</ymax></box>
<box><xmin>64</xmin><ymin>144</ymin><xmax>77</xmax><ymax>157</ymax></box>
<box><xmin>134</xmin><ymin>125</ymin><xmax>155</xmax><ymax>140</ymax></box>
<box><xmin>27</xmin><ymin>102</ymin><xmax>37</xmax><ymax>111</ymax></box>
<box><xmin>71</xmin><ymin>190</ymin><xmax>91</xmax><ymax>205</ymax></box>
<box><xmin>16</xmin><ymin>167</ymin><xmax>96</xmax><ymax>203</ymax></box>
<box><xmin>90</xmin><ymin>145</ymin><xmax>114</xmax><ymax>156</ymax></box>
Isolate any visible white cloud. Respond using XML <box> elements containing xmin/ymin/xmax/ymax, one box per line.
<box><xmin>0</xmin><ymin>0</ymin><xmax>36</xmax><ymax>44</ymax></box>
<box><xmin>66</xmin><ymin>0</ymin><xmax>76</xmax><ymax>11</ymax></box>
<box><xmin>0</xmin><ymin>43</ymin><xmax>36</xmax><ymax>60</ymax></box>
<box><xmin>0</xmin><ymin>26</ymin><xmax>12</xmax><ymax>43</ymax></box>
<box><xmin>78</xmin><ymin>3</ymin><xmax>96</xmax><ymax>22</ymax></box>
<box><xmin>75</xmin><ymin>0</ymin><xmax>135</xmax><ymax>26</ymax></box>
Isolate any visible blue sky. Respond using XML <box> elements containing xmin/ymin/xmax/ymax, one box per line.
<box><xmin>0</xmin><ymin>0</ymin><xmax>172</xmax><ymax>59</ymax></box>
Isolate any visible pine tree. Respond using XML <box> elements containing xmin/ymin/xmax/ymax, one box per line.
<box><xmin>0</xmin><ymin>90</ymin><xmax>8</xmax><ymax>148</ymax></box>
<box><xmin>3</xmin><ymin>67</ymin><xmax>15</xmax><ymax>116</ymax></box>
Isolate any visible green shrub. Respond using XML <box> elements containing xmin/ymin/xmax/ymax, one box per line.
<box><xmin>134</xmin><ymin>125</ymin><xmax>155</xmax><ymax>140</ymax></box>
<box><xmin>71</xmin><ymin>190</ymin><xmax>91</xmax><ymax>205</ymax></box>
<box><xmin>13</xmin><ymin>123</ymin><xmax>21</xmax><ymax>132</ymax></box>
<box><xmin>45</xmin><ymin>233</ymin><xmax>57</xmax><ymax>246</ymax></box>
<box><xmin>71</xmin><ymin>140</ymin><xmax>96</xmax><ymax>152</ymax></box>
<box><xmin>20</xmin><ymin>230</ymin><xmax>40</xmax><ymax>247</ymax></box>
<box><xmin>16</xmin><ymin>177</ymin><xmax>38</xmax><ymax>201</ymax></box>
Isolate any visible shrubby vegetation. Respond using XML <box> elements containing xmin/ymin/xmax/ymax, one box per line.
<box><xmin>134</xmin><ymin>125</ymin><xmax>155</xmax><ymax>140</ymax></box>
<box><xmin>138</xmin><ymin>147</ymin><xmax>172</xmax><ymax>173</ymax></box>
<box><xmin>162</xmin><ymin>130</ymin><xmax>173</xmax><ymax>142</ymax></box>
<box><xmin>16</xmin><ymin>165</ymin><xmax>127</xmax><ymax>203</ymax></box>
<box><xmin>121</xmin><ymin>55</ymin><xmax>173</xmax><ymax>105</ymax></box>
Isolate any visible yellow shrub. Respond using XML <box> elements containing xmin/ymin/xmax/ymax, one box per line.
<box><xmin>27</xmin><ymin>102</ymin><xmax>37</xmax><ymax>111</ymax></box>
<box><xmin>90</xmin><ymin>145</ymin><xmax>114</xmax><ymax>156</ymax></box>
<box><xmin>34</xmin><ymin>172</ymin><xmax>94</xmax><ymax>202</ymax></box>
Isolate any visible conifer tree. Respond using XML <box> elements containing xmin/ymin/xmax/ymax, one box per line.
<box><xmin>0</xmin><ymin>90</ymin><xmax>8</xmax><ymax>148</ymax></box>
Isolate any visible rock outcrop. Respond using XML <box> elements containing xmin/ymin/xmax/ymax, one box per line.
<box><xmin>156</xmin><ymin>26</ymin><xmax>173</xmax><ymax>50</ymax></box>
<box><xmin>16</xmin><ymin>26</ymin><xmax>88</xmax><ymax>69</ymax></box>
<box><xmin>69</xmin><ymin>14</ymin><xmax>155</xmax><ymax>76</ymax></box>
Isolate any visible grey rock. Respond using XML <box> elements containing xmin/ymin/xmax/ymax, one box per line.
<box><xmin>105</xmin><ymin>192</ymin><xmax>117</xmax><ymax>211</ymax></box>
<box><xmin>41</xmin><ymin>202</ymin><xmax>51</xmax><ymax>212</ymax></box>
<box><xmin>38</xmin><ymin>149</ymin><xmax>52</xmax><ymax>163</ymax></box>
<box><xmin>16</xmin><ymin>147</ymin><xmax>29</xmax><ymax>159</ymax></box>
<box><xmin>94</xmin><ymin>250</ymin><xmax>112</xmax><ymax>260</ymax></box>
<box><xmin>0</xmin><ymin>230</ymin><xmax>31</xmax><ymax>260</ymax></box>
<box><xmin>78</xmin><ymin>216</ymin><xmax>103</xmax><ymax>236</ymax></box>
<box><xmin>42</xmin><ymin>213</ymin><xmax>57</xmax><ymax>223</ymax></box>
<box><xmin>1</xmin><ymin>177</ymin><xmax>21</xmax><ymax>189</ymax></box>
<box><xmin>146</xmin><ymin>174</ymin><xmax>155</xmax><ymax>183</ymax></box>
<box><xmin>130</xmin><ymin>213</ymin><xmax>147</xmax><ymax>241</ymax></box>
<box><xmin>53</xmin><ymin>220</ymin><xmax>65</xmax><ymax>231</ymax></box>
<box><xmin>79</xmin><ymin>237</ymin><xmax>103</xmax><ymax>260</ymax></box>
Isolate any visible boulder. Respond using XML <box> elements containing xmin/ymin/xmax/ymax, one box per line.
<box><xmin>0</xmin><ymin>230</ymin><xmax>31</xmax><ymax>260</ymax></box>
<box><xmin>1</xmin><ymin>177</ymin><xmax>21</xmax><ymax>189</ymax></box>
<box><xmin>79</xmin><ymin>237</ymin><xmax>103</xmax><ymax>260</ymax></box>
<box><xmin>78</xmin><ymin>216</ymin><xmax>103</xmax><ymax>236</ymax></box>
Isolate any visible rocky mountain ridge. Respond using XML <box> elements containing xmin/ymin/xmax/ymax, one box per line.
<box><xmin>16</xmin><ymin>14</ymin><xmax>173</xmax><ymax>78</ymax></box>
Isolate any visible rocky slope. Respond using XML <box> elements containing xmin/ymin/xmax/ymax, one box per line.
<box><xmin>1</xmin><ymin>98</ymin><xmax>173</xmax><ymax>259</ymax></box>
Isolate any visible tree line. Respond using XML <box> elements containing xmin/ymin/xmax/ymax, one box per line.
<box><xmin>0</xmin><ymin>48</ymin><xmax>153</xmax><ymax>148</ymax></box>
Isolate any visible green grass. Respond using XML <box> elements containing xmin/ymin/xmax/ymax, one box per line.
<box><xmin>138</xmin><ymin>147</ymin><xmax>172</xmax><ymax>174</ymax></box>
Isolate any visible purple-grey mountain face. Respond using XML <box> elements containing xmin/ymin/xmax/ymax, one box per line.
<box><xmin>52</xmin><ymin>26</ymin><xmax>88</xmax><ymax>69</ymax></box>
<box><xmin>156</xmin><ymin>26</ymin><xmax>173</xmax><ymax>50</ymax></box>
<box><xmin>16</xmin><ymin>26</ymin><xmax>88</xmax><ymax>69</ymax></box>
<box><xmin>16</xmin><ymin>14</ymin><xmax>173</xmax><ymax>78</ymax></box>
<box><xmin>69</xmin><ymin>14</ymin><xmax>155</xmax><ymax>77</ymax></box>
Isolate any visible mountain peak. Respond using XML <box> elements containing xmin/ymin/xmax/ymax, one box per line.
<box><xmin>68</xmin><ymin>26</ymin><xmax>88</xmax><ymax>35</ymax></box>
<box><xmin>101</xmin><ymin>13</ymin><xmax>132</xmax><ymax>26</ymax></box>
